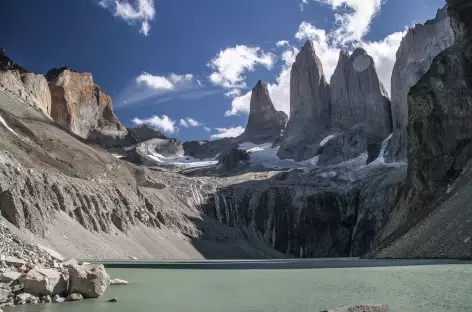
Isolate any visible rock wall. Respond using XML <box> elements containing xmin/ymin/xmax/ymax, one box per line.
<box><xmin>203</xmin><ymin>165</ymin><xmax>405</xmax><ymax>258</ymax></box>
<box><xmin>237</xmin><ymin>81</ymin><xmax>287</xmax><ymax>144</ymax></box>
<box><xmin>386</xmin><ymin>6</ymin><xmax>454</xmax><ymax>162</ymax></box>
<box><xmin>46</xmin><ymin>67</ymin><xmax>126</xmax><ymax>139</ymax></box>
<box><xmin>277</xmin><ymin>41</ymin><xmax>331</xmax><ymax>161</ymax></box>
<box><xmin>0</xmin><ymin>53</ymin><xmax>51</xmax><ymax>116</ymax></box>
<box><xmin>329</xmin><ymin>48</ymin><xmax>392</xmax><ymax>138</ymax></box>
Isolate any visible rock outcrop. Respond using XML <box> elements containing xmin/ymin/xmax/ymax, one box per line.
<box><xmin>0</xmin><ymin>52</ymin><xmax>51</xmax><ymax>116</ymax></box>
<box><xmin>386</xmin><ymin>6</ymin><xmax>455</xmax><ymax>162</ymax></box>
<box><xmin>371</xmin><ymin>0</ymin><xmax>472</xmax><ymax>258</ymax></box>
<box><xmin>216</xmin><ymin>148</ymin><xmax>250</xmax><ymax>171</ymax></box>
<box><xmin>277</xmin><ymin>40</ymin><xmax>331</xmax><ymax>161</ymax></box>
<box><xmin>68</xmin><ymin>264</ymin><xmax>109</xmax><ymax>298</ymax></box>
<box><xmin>237</xmin><ymin>81</ymin><xmax>287</xmax><ymax>144</ymax></box>
<box><xmin>321</xmin><ymin>304</ymin><xmax>389</xmax><ymax>312</ymax></box>
<box><xmin>183</xmin><ymin>138</ymin><xmax>238</xmax><ymax>160</ymax></box>
<box><xmin>46</xmin><ymin>67</ymin><xmax>126</xmax><ymax>139</ymax></box>
<box><xmin>329</xmin><ymin>48</ymin><xmax>392</xmax><ymax>138</ymax></box>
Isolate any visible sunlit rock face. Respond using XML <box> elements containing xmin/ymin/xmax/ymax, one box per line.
<box><xmin>277</xmin><ymin>40</ymin><xmax>331</xmax><ymax>161</ymax></box>
<box><xmin>46</xmin><ymin>67</ymin><xmax>126</xmax><ymax>139</ymax></box>
<box><xmin>386</xmin><ymin>6</ymin><xmax>454</xmax><ymax>162</ymax></box>
<box><xmin>329</xmin><ymin>48</ymin><xmax>392</xmax><ymax>139</ymax></box>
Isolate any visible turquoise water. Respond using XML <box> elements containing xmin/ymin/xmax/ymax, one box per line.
<box><xmin>7</xmin><ymin>263</ymin><xmax>472</xmax><ymax>312</ymax></box>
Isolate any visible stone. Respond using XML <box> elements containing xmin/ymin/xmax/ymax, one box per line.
<box><xmin>0</xmin><ymin>271</ymin><xmax>21</xmax><ymax>283</ymax></box>
<box><xmin>0</xmin><ymin>290</ymin><xmax>8</xmax><ymax>304</ymax></box>
<box><xmin>23</xmin><ymin>268</ymin><xmax>68</xmax><ymax>296</ymax></box>
<box><xmin>52</xmin><ymin>294</ymin><xmax>65</xmax><ymax>303</ymax></box>
<box><xmin>46</xmin><ymin>67</ymin><xmax>126</xmax><ymax>139</ymax></box>
<box><xmin>3</xmin><ymin>257</ymin><xmax>24</xmax><ymax>267</ymax></box>
<box><xmin>108</xmin><ymin>297</ymin><xmax>118</xmax><ymax>302</ymax></box>
<box><xmin>42</xmin><ymin>295</ymin><xmax>52</xmax><ymax>303</ymax></box>
<box><xmin>37</xmin><ymin>244</ymin><xmax>64</xmax><ymax>262</ymax></box>
<box><xmin>386</xmin><ymin>6</ymin><xmax>455</xmax><ymax>162</ymax></box>
<box><xmin>110</xmin><ymin>278</ymin><xmax>129</xmax><ymax>285</ymax></box>
<box><xmin>15</xmin><ymin>293</ymin><xmax>35</xmax><ymax>305</ymax></box>
<box><xmin>62</xmin><ymin>259</ymin><xmax>78</xmax><ymax>267</ymax></box>
<box><xmin>321</xmin><ymin>304</ymin><xmax>389</xmax><ymax>312</ymax></box>
<box><xmin>237</xmin><ymin>80</ymin><xmax>287</xmax><ymax>144</ymax></box>
<box><xmin>217</xmin><ymin>148</ymin><xmax>250</xmax><ymax>171</ymax></box>
<box><xmin>66</xmin><ymin>293</ymin><xmax>83</xmax><ymax>301</ymax></box>
<box><xmin>68</xmin><ymin>264</ymin><xmax>110</xmax><ymax>298</ymax></box>
<box><xmin>278</xmin><ymin>40</ymin><xmax>331</xmax><ymax>161</ymax></box>
<box><xmin>330</xmin><ymin>49</ymin><xmax>392</xmax><ymax>139</ymax></box>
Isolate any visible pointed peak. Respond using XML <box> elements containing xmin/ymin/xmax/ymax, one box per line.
<box><xmin>351</xmin><ymin>47</ymin><xmax>368</xmax><ymax>57</ymax></box>
<box><xmin>302</xmin><ymin>40</ymin><xmax>315</xmax><ymax>52</ymax></box>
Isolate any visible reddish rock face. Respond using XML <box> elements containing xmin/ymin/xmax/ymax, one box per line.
<box><xmin>47</xmin><ymin>67</ymin><xmax>125</xmax><ymax>139</ymax></box>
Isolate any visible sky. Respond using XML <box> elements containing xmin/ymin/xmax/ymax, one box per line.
<box><xmin>1</xmin><ymin>0</ymin><xmax>447</xmax><ymax>141</ymax></box>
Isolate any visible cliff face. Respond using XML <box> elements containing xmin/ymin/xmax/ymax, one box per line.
<box><xmin>238</xmin><ymin>81</ymin><xmax>287</xmax><ymax>144</ymax></box>
<box><xmin>46</xmin><ymin>67</ymin><xmax>126</xmax><ymax>139</ymax></box>
<box><xmin>277</xmin><ymin>41</ymin><xmax>331</xmax><ymax>161</ymax></box>
<box><xmin>386</xmin><ymin>6</ymin><xmax>455</xmax><ymax>162</ymax></box>
<box><xmin>371</xmin><ymin>0</ymin><xmax>472</xmax><ymax>259</ymax></box>
<box><xmin>330</xmin><ymin>48</ymin><xmax>392</xmax><ymax>138</ymax></box>
<box><xmin>0</xmin><ymin>52</ymin><xmax>51</xmax><ymax>116</ymax></box>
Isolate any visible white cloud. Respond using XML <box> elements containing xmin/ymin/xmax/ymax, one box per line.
<box><xmin>180</xmin><ymin>117</ymin><xmax>202</xmax><ymax>128</ymax></box>
<box><xmin>225</xmin><ymin>46</ymin><xmax>299</xmax><ymax>116</ymax></box>
<box><xmin>208</xmin><ymin>45</ymin><xmax>275</xmax><ymax>89</ymax></box>
<box><xmin>132</xmin><ymin>115</ymin><xmax>177</xmax><ymax>133</ymax></box>
<box><xmin>98</xmin><ymin>0</ymin><xmax>156</xmax><ymax>35</ymax></box>
<box><xmin>314</xmin><ymin>0</ymin><xmax>382</xmax><ymax>44</ymax></box>
<box><xmin>210</xmin><ymin>126</ymin><xmax>245</xmax><ymax>140</ymax></box>
<box><xmin>276</xmin><ymin>40</ymin><xmax>289</xmax><ymax>47</ymax></box>
<box><xmin>224</xmin><ymin>89</ymin><xmax>242</xmax><ymax>98</ymax></box>
<box><xmin>136</xmin><ymin>72</ymin><xmax>193</xmax><ymax>90</ymax></box>
<box><xmin>204</xmin><ymin>126</ymin><xmax>212</xmax><ymax>132</ymax></box>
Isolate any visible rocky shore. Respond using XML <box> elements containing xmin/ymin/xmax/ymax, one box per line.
<box><xmin>0</xmin><ymin>222</ymin><xmax>122</xmax><ymax>308</ymax></box>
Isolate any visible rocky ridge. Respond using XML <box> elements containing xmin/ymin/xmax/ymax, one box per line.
<box><xmin>386</xmin><ymin>6</ymin><xmax>455</xmax><ymax>162</ymax></box>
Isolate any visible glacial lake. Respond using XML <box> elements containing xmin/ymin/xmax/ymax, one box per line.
<box><xmin>6</xmin><ymin>259</ymin><xmax>472</xmax><ymax>312</ymax></box>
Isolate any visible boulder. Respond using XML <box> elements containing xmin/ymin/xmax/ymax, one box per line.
<box><xmin>278</xmin><ymin>40</ymin><xmax>331</xmax><ymax>161</ymax></box>
<box><xmin>110</xmin><ymin>278</ymin><xmax>129</xmax><ymax>285</ymax></box>
<box><xmin>66</xmin><ymin>293</ymin><xmax>83</xmax><ymax>301</ymax></box>
<box><xmin>0</xmin><ymin>271</ymin><xmax>21</xmax><ymax>283</ymax></box>
<box><xmin>217</xmin><ymin>148</ymin><xmax>250</xmax><ymax>171</ymax></box>
<box><xmin>46</xmin><ymin>67</ymin><xmax>126</xmax><ymax>139</ymax></box>
<box><xmin>237</xmin><ymin>80</ymin><xmax>287</xmax><ymax>144</ymax></box>
<box><xmin>15</xmin><ymin>293</ymin><xmax>38</xmax><ymax>305</ymax></box>
<box><xmin>42</xmin><ymin>295</ymin><xmax>52</xmax><ymax>303</ymax></box>
<box><xmin>3</xmin><ymin>256</ymin><xmax>24</xmax><ymax>267</ymax></box>
<box><xmin>321</xmin><ymin>304</ymin><xmax>389</xmax><ymax>312</ymax></box>
<box><xmin>387</xmin><ymin>6</ymin><xmax>455</xmax><ymax>162</ymax></box>
<box><xmin>108</xmin><ymin>297</ymin><xmax>118</xmax><ymax>302</ymax></box>
<box><xmin>68</xmin><ymin>264</ymin><xmax>110</xmax><ymax>298</ymax></box>
<box><xmin>52</xmin><ymin>294</ymin><xmax>65</xmax><ymax>303</ymax></box>
<box><xmin>23</xmin><ymin>268</ymin><xmax>68</xmax><ymax>296</ymax></box>
<box><xmin>330</xmin><ymin>49</ymin><xmax>392</xmax><ymax>139</ymax></box>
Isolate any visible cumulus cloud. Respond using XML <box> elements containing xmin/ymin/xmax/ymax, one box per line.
<box><xmin>226</xmin><ymin>46</ymin><xmax>298</xmax><ymax>116</ymax></box>
<box><xmin>180</xmin><ymin>117</ymin><xmax>202</xmax><ymax>128</ymax></box>
<box><xmin>276</xmin><ymin>40</ymin><xmax>289</xmax><ymax>47</ymax></box>
<box><xmin>208</xmin><ymin>45</ymin><xmax>275</xmax><ymax>89</ymax></box>
<box><xmin>98</xmin><ymin>0</ymin><xmax>155</xmax><ymax>35</ymax></box>
<box><xmin>210</xmin><ymin>126</ymin><xmax>245</xmax><ymax>140</ymax></box>
<box><xmin>204</xmin><ymin>126</ymin><xmax>212</xmax><ymax>132</ymax></box>
<box><xmin>136</xmin><ymin>72</ymin><xmax>193</xmax><ymax>90</ymax></box>
<box><xmin>132</xmin><ymin>115</ymin><xmax>177</xmax><ymax>133</ymax></box>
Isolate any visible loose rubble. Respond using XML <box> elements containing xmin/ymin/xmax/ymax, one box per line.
<box><xmin>0</xmin><ymin>222</ymin><xmax>118</xmax><ymax>307</ymax></box>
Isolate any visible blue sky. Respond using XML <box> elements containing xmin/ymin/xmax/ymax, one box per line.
<box><xmin>1</xmin><ymin>0</ymin><xmax>446</xmax><ymax>141</ymax></box>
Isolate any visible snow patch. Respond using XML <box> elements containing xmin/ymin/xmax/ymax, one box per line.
<box><xmin>320</xmin><ymin>134</ymin><xmax>336</xmax><ymax>147</ymax></box>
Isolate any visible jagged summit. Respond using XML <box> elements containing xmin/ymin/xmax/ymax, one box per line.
<box><xmin>237</xmin><ymin>80</ymin><xmax>287</xmax><ymax>144</ymax></box>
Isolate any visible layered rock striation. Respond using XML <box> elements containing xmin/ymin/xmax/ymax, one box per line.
<box><xmin>386</xmin><ymin>6</ymin><xmax>455</xmax><ymax>162</ymax></box>
<box><xmin>237</xmin><ymin>80</ymin><xmax>287</xmax><ymax>144</ymax></box>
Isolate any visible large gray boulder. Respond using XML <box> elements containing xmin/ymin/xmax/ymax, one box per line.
<box><xmin>329</xmin><ymin>49</ymin><xmax>392</xmax><ymax>139</ymax></box>
<box><xmin>68</xmin><ymin>264</ymin><xmax>110</xmax><ymax>298</ymax></box>
<box><xmin>277</xmin><ymin>40</ymin><xmax>331</xmax><ymax>161</ymax></box>
<box><xmin>217</xmin><ymin>148</ymin><xmax>250</xmax><ymax>171</ymax></box>
<box><xmin>237</xmin><ymin>80</ymin><xmax>287</xmax><ymax>144</ymax></box>
<box><xmin>386</xmin><ymin>6</ymin><xmax>454</xmax><ymax>162</ymax></box>
<box><xmin>23</xmin><ymin>268</ymin><xmax>68</xmax><ymax>297</ymax></box>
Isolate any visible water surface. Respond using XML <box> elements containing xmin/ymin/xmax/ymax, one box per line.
<box><xmin>7</xmin><ymin>260</ymin><xmax>472</xmax><ymax>312</ymax></box>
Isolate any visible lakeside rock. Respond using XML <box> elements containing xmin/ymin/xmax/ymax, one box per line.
<box><xmin>321</xmin><ymin>304</ymin><xmax>389</xmax><ymax>312</ymax></box>
<box><xmin>68</xmin><ymin>264</ymin><xmax>110</xmax><ymax>298</ymax></box>
<box><xmin>110</xmin><ymin>278</ymin><xmax>129</xmax><ymax>285</ymax></box>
